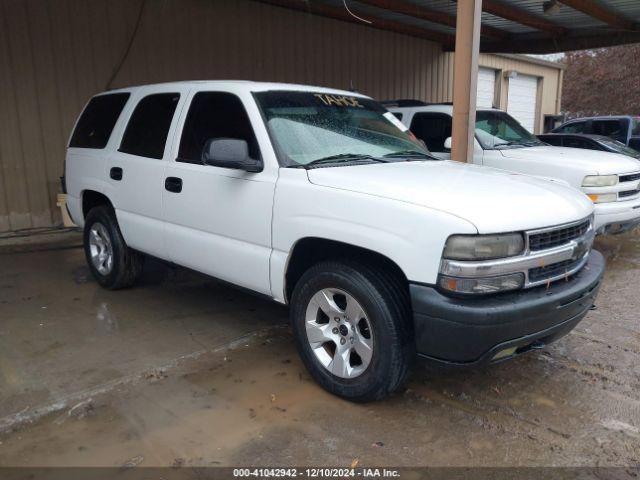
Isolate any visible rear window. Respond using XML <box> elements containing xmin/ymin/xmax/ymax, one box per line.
<box><xmin>69</xmin><ymin>93</ymin><xmax>130</xmax><ymax>149</ymax></box>
<box><xmin>119</xmin><ymin>93</ymin><xmax>180</xmax><ymax>159</ymax></box>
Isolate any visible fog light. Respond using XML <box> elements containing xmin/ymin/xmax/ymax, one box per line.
<box><xmin>493</xmin><ymin>347</ymin><xmax>517</xmax><ymax>360</ymax></box>
<box><xmin>438</xmin><ymin>273</ymin><xmax>524</xmax><ymax>294</ymax></box>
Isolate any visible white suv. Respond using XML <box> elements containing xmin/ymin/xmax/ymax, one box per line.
<box><xmin>388</xmin><ymin>101</ymin><xmax>640</xmax><ymax>235</ymax></box>
<box><xmin>64</xmin><ymin>81</ymin><xmax>604</xmax><ymax>401</ymax></box>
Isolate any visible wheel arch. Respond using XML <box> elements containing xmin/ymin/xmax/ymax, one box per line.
<box><xmin>82</xmin><ymin>190</ymin><xmax>114</xmax><ymax>219</ymax></box>
<box><xmin>283</xmin><ymin>237</ymin><xmax>410</xmax><ymax>304</ymax></box>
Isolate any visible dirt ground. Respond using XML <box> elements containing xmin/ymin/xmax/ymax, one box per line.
<box><xmin>0</xmin><ymin>229</ymin><xmax>638</xmax><ymax>468</ymax></box>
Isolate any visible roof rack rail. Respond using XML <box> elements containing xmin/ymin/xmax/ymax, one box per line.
<box><xmin>380</xmin><ymin>99</ymin><xmax>428</xmax><ymax>107</ymax></box>
<box><xmin>380</xmin><ymin>99</ymin><xmax>454</xmax><ymax>108</ymax></box>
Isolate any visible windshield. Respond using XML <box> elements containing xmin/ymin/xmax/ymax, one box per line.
<box><xmin>598</xmin><ymin>138</ymin><xmax>640</xmax><ymax>158</ymax></box>
<box><xmin>254</xmin><ymin>91</ymin><xmax>431</xmax><ymax>166</ymax></box>
<box><xmin>475</xmin><ymin>111</ymin><xmax>544</xmax><ymax>149</ymax></box>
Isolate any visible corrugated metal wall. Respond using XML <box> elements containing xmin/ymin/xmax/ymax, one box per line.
<box><xmin>0</xmin><ymin>0</ymin><xmax>559</xmax><ymax>232</ymax></box>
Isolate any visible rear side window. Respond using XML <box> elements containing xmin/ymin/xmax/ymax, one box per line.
<box><xmin>119</xmin><ymin>93</ymin><xmax>180</xmax><ymax>159</ymax></box>
<box><xmin>555</xmin><ymin>121</ymin><xmax>587</xmax><ymax>134</ymax></box>
<box><xmin>69</xmin><ymin>93</ymin><xmax>130</xmax><ymax>149</ymax></box>
<box><xmin>178</xmin><ymin>92</ymin><xmax>260</xmax><ymax>164</ymax></box>
<box><xmin>410</xmin><ymin>112</ymin><xmax>452</xmax><ymax>152</ymax></box>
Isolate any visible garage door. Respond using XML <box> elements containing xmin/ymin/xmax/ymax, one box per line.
<box><xmin>507</xmin><ymin>74</ymin><xmax>538</xmax><ymax>132</ymax></box>
<box><xmin>476</xmin><ymin>67</ymin><xmax>495</xmax><ymax>109</ymax></box>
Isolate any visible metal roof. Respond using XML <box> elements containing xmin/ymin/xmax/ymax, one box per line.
<box><xmin>259</xmin><ymin>0</ymin><xmax>640</xmax><ymax>54</ymax></box>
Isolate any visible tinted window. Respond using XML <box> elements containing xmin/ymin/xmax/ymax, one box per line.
<box><xmin>410</xmin><ymin>113</ymin><xmax>452</xmax><ymax>152</ymax></box>
<box><xmin>70</xmin><ymin>93</ymin><xmax>130</xmax><ymax>149</ymax></box>
<box><xmin>563</xmin><ymin>137</ymin><xmax>595</xmax><ymax>150</ymax></box>
<box><xmin>592</xmin><ymin>119</ymin><xmax>626</xmax><ymax>143</ymax></box>
<box><xmin>392</xmin><ymin>112</ymin><xmax>403</xmax><ymax>121</ymax></box>
<box><xmin>539</xmin><ymin>135</ymin><xmax>562</xmax><ymax>146</ymax></box>
<box><xmin>119</xmin><ymin>93</ymin><xmax>180</xmax><ymax>159</ymax></box>
<box><xmin>555</xmin><ymin>121</ymin><xmax>587</xmax><ymax>134</ymax></box>
<box><xmin>178</xmin><ymin>92</ymin><xmax>260</xmax><ymax>164</ymax></box>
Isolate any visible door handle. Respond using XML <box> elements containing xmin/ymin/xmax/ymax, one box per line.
<box><xmin>110</xmin><ymin>167</ymin><xmax>123</xmax><ymax>181</ymax></box>
<box><xmin>165</xmin><ymin>177</ymin><xmax>183</xmax><ymax>193</ymax></box>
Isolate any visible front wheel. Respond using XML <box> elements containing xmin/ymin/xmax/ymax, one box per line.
<box><xmin>290</xmin><ymin>260</ymin><xmax>413</xmax><ymax>402</ymax></box>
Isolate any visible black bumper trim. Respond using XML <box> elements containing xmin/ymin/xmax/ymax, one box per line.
<box><xmin>410</xmin><ymin>250</ymin><xmax>605</xmax><ymax>365</ymax></box>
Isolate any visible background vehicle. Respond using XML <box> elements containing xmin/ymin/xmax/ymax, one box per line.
<box><xmin>551</xmin><ymin>115</ymin><xmax>640</xmax><ymax>151</ymax></box>
<box><xmin>387</xmin><ymin>101</ymin><xmax>640</xmax><ymax>235</ymax></box>
<box><xmin>65</xmin><ymin>82</ymin><xmax>603</xmax><ymax>402</ymax></box>
<box><xmin>537</xmin><ymin>133</ymin><xmax>640</xmax><ymax>159</ymax></box>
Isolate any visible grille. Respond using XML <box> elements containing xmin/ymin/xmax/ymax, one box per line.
<box><xmin>619</xmin><ymin>189</ymin><xmax>640</xmax><ymax>198</ymax></box>
<box><xmin>528</xmin><ymin>220</ymin><xmax>590</xmax><ymax>251</ymax></box>
<box><xmin>529</xmin><ymin>258</ymin><xmax>583</xmax><ymax>283</ymax></box>
<box><xmin>619</xmin><ymin>172</ymin><xmax>640</xmax><ymax>183</ymax></box>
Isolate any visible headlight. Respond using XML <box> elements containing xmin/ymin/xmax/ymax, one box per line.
<box><xmin>438</xmin><ymin>273</ymin><xmax>524</xmax><ymax>294</ymax></box>
<box><xmin>443</xmin><ymin>233</ymin><xmax>524</xmax><ymax>260</ymax></box>
<box><xmin>587</xmin><ymin>193</ymin><xmax>617</xmax><ymax>203</ymax></box>
<box><xmin>582</xmin><ymin>175</ymin><xmax>618</xmax><ymax>187</ymax></box>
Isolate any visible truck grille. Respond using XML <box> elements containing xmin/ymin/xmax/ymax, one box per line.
<box><xmin>529</xmin><ymin>258</ymin><xmax>583</xmax><ymax>283</ymax></box>
<box><xmin>619</xmin><ymin>172</ymin><xmax>640</xmax><ymax>183</ymax></box>
<box><xmin>619</xmin><ymin>188</ymin><xmax>640</xmax><ymax>199</ymax></box>
<box><xmin>528</xmin><ymin>219</ymin><xmax>590</xmax><ymax>251</ymax></box>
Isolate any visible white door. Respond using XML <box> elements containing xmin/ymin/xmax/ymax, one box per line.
<box><xmin>507</xmin><ymin>74</ymin><xmax>538</xmax><ymax>132</ymax></box>
<box><xmin>162</xmin><ymin>90</ymin><xmax>276</xmax><ymax>296</ymax></box>
<box><xmin>106</xmin><ymin>89</ymin><xmax>185</xmax><ymax>259</ymax></box>
<box><xmin>476</xmin><ymin>68</ymin><xmax>496</xmax><ymax>109</ymax></box>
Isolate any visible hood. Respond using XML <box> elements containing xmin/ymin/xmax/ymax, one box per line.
<box><xmin>500</xmin><ymin>145</ymin><xmax>640</xmax><ymax>175</ymax></box>
<box><xmin>307</xmin><ymin>161</ymin><xmax>594</xmax><ymax>234</ymax></box>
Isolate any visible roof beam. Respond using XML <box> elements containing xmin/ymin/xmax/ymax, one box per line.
<box><xmin>481</xmin><ymin>0</ymin><xmax>567</xmax><ymax>36</ymax></box>
<box><xmin>477</xmin><ymin>30</ymin><xmax>640</xmax><ymax>53</ymax></box>
<box><xmin>256</xmin><ymin>0</ymin><xmax>455</xmax><ymax>46</ymax></box>
<box><xmin>356</xmin><ymin>0</ymin><xmax>509</xmax><ymax>39</ymax></box>
<box><xmin>557</xmin><ymin>0</ymin><xmax>636</xmax><ymax>31</ymax></box>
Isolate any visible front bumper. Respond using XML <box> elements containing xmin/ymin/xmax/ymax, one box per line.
<box><xmin>410</xmin><ymin>250</ymin><xmax>605</xmax><ymax>366</ymax></box>
<box><xmin>594</xmin><ymin>196</ymin><xmax>640</xmax><ymax>234</ymax></box>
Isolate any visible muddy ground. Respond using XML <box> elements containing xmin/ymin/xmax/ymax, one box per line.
<box><xmin>0</xmin><ymin>230</ymin><xmax>638</xmax><ymax>467</ymax></box>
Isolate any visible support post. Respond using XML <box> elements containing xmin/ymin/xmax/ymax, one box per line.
<box><xmin>451</xmin><ymin>0</ymin><xmax>483</xmax><ymax>163</ymax></box>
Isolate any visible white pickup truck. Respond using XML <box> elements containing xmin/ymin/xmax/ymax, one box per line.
<box><xmin>387</xmin><ymin>102</ymin><xmax>640</xmax><ymax>235</ymax></box>
<box><xmin>64</xmin><ymin>81</ymin><xmax>604</xmax><ymax>401</ymax></box>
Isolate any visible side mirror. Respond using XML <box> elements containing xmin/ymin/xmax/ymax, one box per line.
<box><xmin>202</xmin><ymin>138</ymin><xmax>262</xmax><ymax>173</ymax></box>
<box><xmin>443</xmin><ymin>137</ymin><xmax>452</xmax><ymax>150</ymax></box>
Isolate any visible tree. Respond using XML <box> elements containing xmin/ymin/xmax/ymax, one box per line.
<box><xmin>562</xmin><ymin>44</ymin><xmax>640</xmax><ymax>118</ymax></box>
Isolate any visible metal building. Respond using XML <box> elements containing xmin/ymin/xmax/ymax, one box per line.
<box><xmin>0</xmin><ymin>0</ymin><xmax>636</xmax><ymax>232</ymax></box>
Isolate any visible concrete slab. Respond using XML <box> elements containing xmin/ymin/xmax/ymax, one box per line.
<box><xmin>0</xmin><ymin>232</ymin><xmax>639</xmax><ymax>467</ymax></box>
<box><xmin>0</xmin><ymin>245</ymin><xmax>286</xmax><ymax>427</ymax></box>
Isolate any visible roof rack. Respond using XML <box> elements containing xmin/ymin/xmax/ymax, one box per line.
<box><xmin>380</xmin><ymin>99</ymin><xmax>453</xmax><ymax>108</ymax></box>
<box><xmin>380</xmin><ymin>99</ymin><xmax>428</xmax><ymax>107</ymax></box>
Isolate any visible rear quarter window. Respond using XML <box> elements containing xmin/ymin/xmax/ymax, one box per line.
<box><xmin>69</xmin><ymin>93</ymin><xmax>130</xmax><ymax>149</ymax></box>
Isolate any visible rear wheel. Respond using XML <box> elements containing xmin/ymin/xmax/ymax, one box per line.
<box><xmin>290</xmin><ymin>260</ymin><xmax>413</xmax><ymax>402</ymax></box>
<box><xmin>83</xmin><ymin>205</ymin><xmax>144</xmax><ymax>289</ymax></box>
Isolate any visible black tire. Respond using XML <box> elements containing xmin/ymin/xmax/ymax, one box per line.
<box><xmin>290</xmin><ymin>260</ymin><xmax>414</xmax><ymax>402</ymax></box>
<box><xmin>83</xmin><ymin>205</ymin><xmax>144</xmax><ymax>289</ymax></box>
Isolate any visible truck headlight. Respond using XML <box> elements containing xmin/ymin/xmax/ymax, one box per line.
<box><xmin>587</xmin><ymin>193</ymin><xmax>617</xmax><ymax>203</ymax></box>
<box><xmin>438</xmin><ymin>273</ymin><xmax>524</xmax><ymax>294</ymax></box>
<box><xmin>443</xmin><ymin>233</ymin><xmax>524</xmax><ymax>260</ymax></box>
<box><xmin>582</xmin><ymin>175</ymin><xmax>618</xmax><ymax>187</ymax></box>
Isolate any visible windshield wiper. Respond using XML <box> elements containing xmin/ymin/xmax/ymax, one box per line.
<box><xmin>297</xmin><ymin>153</ymin><xmax>388</xmax><ymax>169</ymax></box>
<box><xmin>382</xmin><ymin>149</ymin><xmax>437</xmax><ymax>160</ymax></box>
